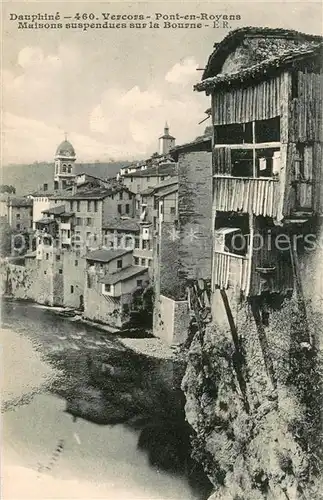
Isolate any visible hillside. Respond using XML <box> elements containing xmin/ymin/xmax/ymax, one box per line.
<box><xmin>1</xmin><ymin>161</ymin><xmax>132</xmax><ymax>195</ymax></box>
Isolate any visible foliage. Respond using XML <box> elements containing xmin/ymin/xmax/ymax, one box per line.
<box><xmin>0</xmin><ymin>184</ymin><xmax>15</xmax><ymax>194</ymax></box>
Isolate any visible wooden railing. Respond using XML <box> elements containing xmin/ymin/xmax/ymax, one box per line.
<box><xmin>213</xmin><ymin>176</ymin><xmax>280</xmax><ymax>218</ymax></box>
<box><xmin>213</xmin><ymin>251</ymin><xmax>251</xmax><ymax>295</ymax></box>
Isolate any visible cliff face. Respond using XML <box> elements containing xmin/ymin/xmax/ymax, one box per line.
<box><xmin>182</xmin><ymin>293</ymin><xmax>322</xmax><ymax>500</ymax></box>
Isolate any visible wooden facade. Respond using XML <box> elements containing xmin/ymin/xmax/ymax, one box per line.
<box><xmin>213</xmin><ymin>251</ymin><xmax>250</xmax><ymax>295</ymax></box>
<box><xmin>212</xmin><ymin>74</ymin><xmax>283</xmax><ymax>125</ymax></box>
<box><xmin>213</xmin><ymin>177</ymin><xmax>280</xmax><ymax>218</ymax></box>
<box><xmin>211</xmin><ymin>63</ymin><xmax>322</xmax><ymax>297</ymax></box>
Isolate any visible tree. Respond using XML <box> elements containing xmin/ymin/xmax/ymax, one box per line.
<box><xmin>0</xmin><ymin>185</ymin><xmax>16</xmax><ymax>194</ymax></box>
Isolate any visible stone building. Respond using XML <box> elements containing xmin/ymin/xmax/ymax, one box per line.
<box><xmin>54</xmin><ymin>137</ymin><xmax>76</xmax><ymax>191</ymax></box>
<box><xmin>153</xmin><ymin>134</ymin><xmax>213</xmax><ymax>344</ymax></box>
<box><xmin>84</xmin><ymin>248</ymin><xmax>149</xmax><ymax>329</ymax></box>
<box><xmin>158</xmin><ymin>123</ymin><xmax>176</xmax><ymax>155</ymax></box>
<box><xmin>7</xmin><ymin>197</ymin><xmax>33</xmax><ymax>232</ymax></box>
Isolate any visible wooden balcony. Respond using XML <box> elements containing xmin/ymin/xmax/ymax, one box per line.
<box><xmin>213</xmin><ymin>176</ymin><xmax>280</xmax><ymax>218</ymax></box>
<box><xmin>212</xmin><ymin>251</ymin><xmax>251</xmax><ymax>295</ymax></box>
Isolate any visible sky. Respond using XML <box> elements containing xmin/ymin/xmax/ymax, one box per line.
<box><xmin>2</xmin><ymin>0</ymin><xmax>322</xmax><ymax>165</ymax></box>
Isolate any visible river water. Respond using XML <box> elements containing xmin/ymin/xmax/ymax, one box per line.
<box><xmin>1</xmin><ymin>300</ymin><xmax>210</xmax><ymax>500</ymax></box>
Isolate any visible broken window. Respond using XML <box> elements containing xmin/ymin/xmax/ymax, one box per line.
<box><xmin>255</xmin><ymin>117</ymin><xmax>280</xmax><ymax>143</ymax></box>
<box><xmin>215</xmin><ymin>122</ymin><xmax>253</xmax><ymax>145</ymax></box>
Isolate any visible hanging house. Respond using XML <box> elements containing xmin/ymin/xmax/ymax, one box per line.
<box><xmin>195</xmin><ymin>27</ymin><xmax>323</xmax><ymax>297</ymax></box>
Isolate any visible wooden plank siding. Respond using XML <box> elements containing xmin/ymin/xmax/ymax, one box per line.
<box><xmin>249</xmin><ymin>230</ymin><xmax>294</xmax><ymax>296</ymax></box>
<box><xmin>212</xmin><ymin>74</ymin><xmax>283</xmax><ymax>125</ymax></box>
<box><xmin>290</xmin><ymin>71</ymin><xmax>323</xmax><ymax>143</ymax></box>
<box><xmin>213</xmin><ymin>177</ymin><xmax>280</xmax><ymax>218</ymax></box>
<box><xmin>212</xmin><ymin>251</ymin><xmax>250</xmax><ymax>295</ymax></box>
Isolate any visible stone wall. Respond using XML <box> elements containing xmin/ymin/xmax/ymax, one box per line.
<box><xmin>182</xmin><ymin>220</ymin><xmax>323</xmax><ymax>499</ymax></box>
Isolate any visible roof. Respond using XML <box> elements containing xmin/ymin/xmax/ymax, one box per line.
<box><xmin>36</xmin><ymin>217</ymin><xmax>57</xmax><ymax>224</ymax></box>
<box><xmin>159</xmin><ymin>134</ymin><xmax>175</xmax><ymax>140</ymax></box>
<box><xmin>201</xmin><ymin>27</ymin><xmax>323</xmax><ymax>81</ymax></box>
<box><xmin>85</xmin><ymin>248</ymin><xmax>131</xmax><ymax>263</ymax></box>
<box><xmin>42</xmin><ymin>205</ymin><xmax>66</xmax><ymax>215</ymax></box>
<box><xmin>55</xmin><ymin>140</ymin><xmax>75</xmax><ymax>158</ymax></box>
<box><xmin>215</xmin><ymin>227</ymin><xmax>241</xmax><ymax>235</ymax></box>
<box><xmin>123</xmin><ymin>163</ymin><xmax>177</xmax><ymax>178</ymax></box>
<box><xmin>170</xmin><ymin>136</ymin><xmax>212</xmax><ymax>160</ymax></box>
<box><xmin>154</xmin><ymin>186</ymin><xmax>178</xmax><ymax>199</ymax></box>
<box><xmin>195</xmin><ymin>42</ymin><xmax>323</xmax><ymax>92</ymax></box>
<box><xmin>51</xmin><ymin>185</ymin><xmax>129</xmax><ymax>200</ymax></box>
<box><xmin>8</xmin><ymin>197</ymin><xmax>33</xmax><ymax>207</ymax></box>
<box><xmin>24</xmin><ymin>251</ymin><xmax>37</xmax><ymax>258</ymax></box>
<box><xmin>102</xmin><ymin>217</ymin><xmax>140</xmax><ymax>232</ymax></box>
<box><xmin>100</xmin><ymin>265</ymin><xmax>148</xmax><ymax>285</ymax></box>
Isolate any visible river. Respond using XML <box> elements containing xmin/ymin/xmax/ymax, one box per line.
<box><xmin>1</xmin><ymin>300</ymin><xmax>211</xmax><ymax>500</ymax></box>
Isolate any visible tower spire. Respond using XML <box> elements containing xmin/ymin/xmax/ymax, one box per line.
<box><xmin>64</xmin><ymin>131</ymin><xmax>68</xmax><ymax>141</ymax></box>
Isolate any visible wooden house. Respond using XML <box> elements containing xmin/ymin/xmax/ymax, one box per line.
<box><xmin>195</xmin><ymin>27</ymin><xmax>323</xmax><ymax>297</ymax></box>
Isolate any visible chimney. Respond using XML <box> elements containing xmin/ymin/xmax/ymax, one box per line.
<box><xmin>43</xmin><ymin>183</ymin><xmax>48</xmax><ymax>192</ymax></box>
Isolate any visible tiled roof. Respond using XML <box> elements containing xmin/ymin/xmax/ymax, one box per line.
<box><xmin>85</xmin><ymin>248</ymin><xmax>131</xmax><ymax>262</ymax></box>
<box><xmin>42</xmin><ymin>205</ymin><xmax>66</xmax><ymax>215</ymax></box>
<box><xmin>8</xmin><ymin>197</ymin><xmax>33</xmax><ymax>207</ymax></box>
<box><xmin>100</xmin><ymin>265</ymin><xmax>148</xmax><ymax>285</ymax></box>
<box><xmin>102</xmin><ymin>217</ymin><xmax>140</xmax><ymax>232</ymax></box>
<box><xmin>201</xmin><ymin>27</ymin><xmax>323</xmax><ymax>80</ymax></box>
<box><xmin>154</xmin><ymin>185</ymin><xmax>178</xmax><ymax>198</ymax></box>
<box><xmin>51</xmin><ymin>185</ymin><xmax>128</xmax><ymax>200</ymax></box>
<box><xmin>123</xmin><ymin>163</ymin><xmax>177</xmax><ymax>178</ymax></box>
<box><xmin>195</xmin><ymin>42</ymin><xmax>323</xmax><ymax>92</ymax></box>
<box><xmin>36</xmin><ymin>217</ymin><xmax>57</xmax><ymax>224</ymax></box>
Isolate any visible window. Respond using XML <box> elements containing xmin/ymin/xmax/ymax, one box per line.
<box><xmin>70</xmin><ymin>201</ymin><xmax>73</xmax><ymax>211</ymax></box>
<box><xmin>137</xmin><ymin>184</ymin><xmax>140</xmax><ymax>192</ymax></box>
<box><xmin>137</xmin><ymin>279</ymin><xmax>143</xmax><ymax>287</ymax></box>
<box><xmin>104</xmin><ymin>284</ymin><xmax>111</xmax><ymax>293</ymax></box>
<box><xmin>86</xmin><ymin>218</ymin><xmax>92</xmax><ymax>226</ymax></box>
<box><xmin>125</xmin><ymin>236</ymin><xmax>133</xmax><ymax>248</ymax></box>
<box><xmin>117</xmin><ymin>204</ymin><xmax>122</xmax><ymax>214</ymax></box>
<box><xmin>134</xmin><ymin>257</ymin><xmax>139</xmax><ymax>265</ymax></box>
<box><xmin>119</xmin><ymin>192</ymin><xmax>123</xmax><ymax>200</ymax></box>
<box><xmin>70</xmin><ymin>285</ymin><xmax>74</xmax><ymax>293</ymax></box>
<box><xmin>147</xmin><ymin>176</ymin><xmax>150</xmax><ymax>182</ymax></box>
<box><xmin>59</xmin><ymin>269</ymin><xmax>63</xmax><ymax>274</ymax></box>
<box><xmin>62</xmin><ymin>164</ymin><xmax>67</xmax><ymax>173</ymax></box>
<box><xmin>16</xmin><ymin>213</ymin><xmax>20</xmax><ymax>219</ymax></box>
<box><xmin>117</xmin><ymin>259</ymin><xmax>122</xmax><ymax>269</ymax></box>
<box><xmin>130</xmin><ymin>176</ymin><xmax>133</xmax><ymax>182</ymax></box>
<box><xmin>56</xmin><ymin>255</ymin><xmax>61</xmax><ymax>261</ymax></box>
<box><xmin>87</xmin><ymin>200</ymin><xmax>91</xmax><ymax>212</ymax></box>
<box><xmin>170</xmin><ymin>206</ymin><xmax>176</xmax><ymax>215</ymax></box>
<box><xmin>76</xmin><ymin>217</ymin><xmax>82</xmax><ymax>226</ymax></box>
<box><xmin>255</xmin><ymin>117</ymin><xmax>280</xmax><ymax>143</ymax></box>
<box><xmin>135</xmin><ymin>238</ymin><xmax>140</xmax><ymax>249</ymax></box>
<box><xmin>117</xmin><ymin>236</ymin><xmax>122</xmax><ymax>247</ymax></box>
<box><xmin>77</xmin><ymin>201</ymin><xmax>80</xmax><ymax>212</ymax></box>
<box><xmin>44</xmin><ymin>270</ymin><xmax>47</xmax><ymax>275</ymax></box>
<box><xmin>46</xmin><ymin>253</ymin><xmax>49</xmax><ymax>260</ymax></box>
<box><xmin>161</xmin><ymin>176</ymin><xmax>165</xmax><ymax>181</ymax></box>
<box><xmin>148</xmin><ymin>259</ymin><xmax>152</xmax><ymax>267</ymax></box>
<box><xmin>75</xmin><ymin>260</ymin><xmax>78</xmax><ymax>266</ymax></box>
<box><xmin>215</xmin><ymin>123</ymin><xmax>253</xmax><ymax>145</ymax></box>
<box><xmin>29</xmin><ymin>209</ymin><xmax>33</xmax><ymax>216</ymax></box>
<box><xmin>154</xmin><ymin>199</ymin><xmax>158</xmax><ymax>210</ymax></box>
<box><xmin>141</xmin><ymin>258</ymin><xmax>146</xmax><ymax>266</ymax></box>
<box><xmin>125</xmin><ymin>204</ymin><xmax>130</xmax><ymax>214</ymax></box>
<box><xmin>68</xmin><ymin>166</ymin><xmax>72</xmax><ymax>174</ymax></box>
<box><xmin>137</xmin><ymin>200</ymin><xmax>140</xmax><ymax>209</ymax></box>
<box><xmin>94</xmin><ymin>200</ymin><xmax>98</xmax><ymax>212</ymax></box>
<box><xmin>142</xmin><ymin>240</ymin><xmax>147</xmax><ymax>250</ymax></box>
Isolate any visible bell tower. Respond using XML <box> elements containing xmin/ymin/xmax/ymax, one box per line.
<box><xmin>158</xmin><ymin>122</ymin><xmax>176</xmax><ymax>155</ymax></box>
<box><xmin>54</xmin><ymin>134</ymin><xmax>76</xmax><ymax>190</ymax></box>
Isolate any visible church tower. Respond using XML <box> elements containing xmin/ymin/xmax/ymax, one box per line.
<box><xmin>54</xmin><ymin>135</ymin><xmax>76</xmax><ymax>190</ymax></box>
<box><xmin>158</xmin><ymin>123</ymin><xmax>175</xmax><ymax>155</ymax></box>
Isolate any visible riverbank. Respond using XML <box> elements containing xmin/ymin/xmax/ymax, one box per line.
<box><xmin>2</xmin><ymin>299</ymin><xmax>213</xmax><ymax>500</ymax></box>
<box><xmin>3</xmin><ymin>297</ymin><xmax>175</xmax><ymax>359</ymax></box>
